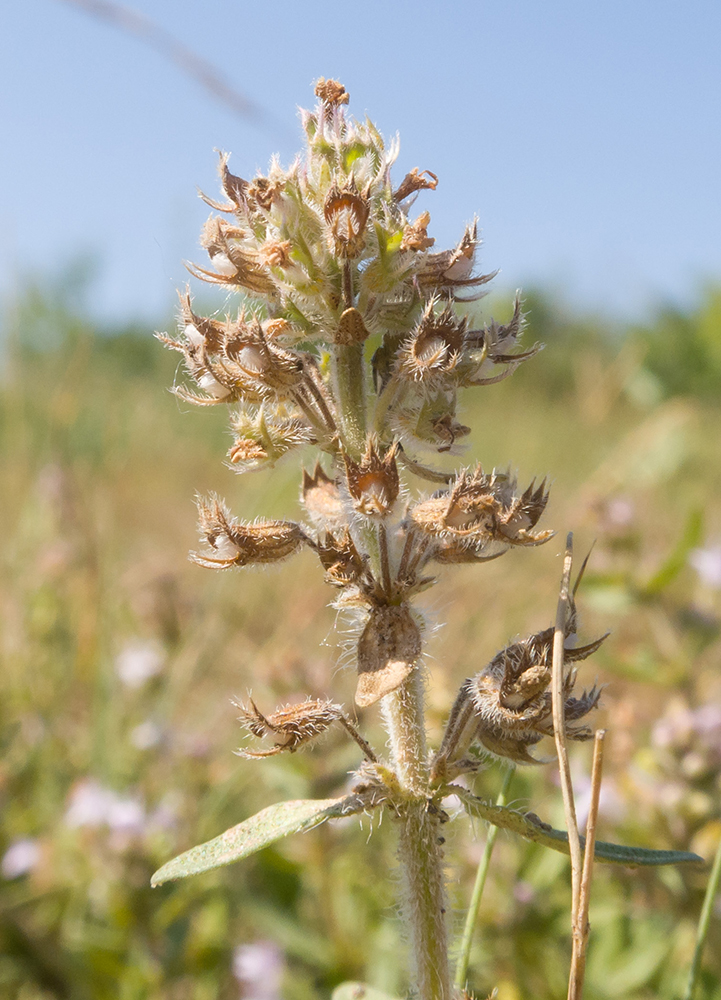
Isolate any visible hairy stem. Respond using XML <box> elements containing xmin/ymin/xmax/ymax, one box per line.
<box><xmin>331</xmin><ymin>341</ymin><xmax>367</xmax><ymax>457</ymax></box>
<box><xmin>382</xmin><ymin>672</ymin><xmax>450</xmax><ymax>1000</ymax></box>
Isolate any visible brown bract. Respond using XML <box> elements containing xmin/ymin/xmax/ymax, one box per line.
<box><xmin>344</xmin><ymin>439</ymin><xmax>400</xmax><ymax>517</ymax></box>
<box><xmin>356</xmin><ymin>604</ymin><xmax>422</xmax><ymax>708</ymax></box>
<box><xmin>418</xmin><ymin>221</ymin><xmax>497</xmax><ymax>300</ymax></box>
<box><xmin>401</xmin><ymin>212</ymin><xmax>435</xmax><ymax>252</ymax></box>
<box><xmin>189</xmin><ymin>216</ymin><xmax>276</xmax><ymax>296</ymax></box>
<box><xmin>191</xmin><ymin>496</ymin><xmax>305</xmax><ymax>569</ymax></box>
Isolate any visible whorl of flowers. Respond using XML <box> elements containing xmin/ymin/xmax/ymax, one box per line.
<box><xmin>159</xmin><ymin>78</ymin><xmax>601</xmax><ymax>735</ymax></box>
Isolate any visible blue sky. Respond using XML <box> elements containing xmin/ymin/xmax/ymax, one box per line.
<box><xmin>1</xmin><ymin>0</ymin><xmax>719</xmax><ymax>324</ymax></box>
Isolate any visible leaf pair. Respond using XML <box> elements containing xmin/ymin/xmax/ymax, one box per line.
<box><xmin>150</xmin><ymin>789</ymin><xmax>702</xmax><ymax>887</ymax></box>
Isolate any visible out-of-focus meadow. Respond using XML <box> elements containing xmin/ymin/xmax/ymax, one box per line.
<box><xmin>2</xmin><ymin>274</ymin><xmax>721</xmax><ymax>1000</ymax></box>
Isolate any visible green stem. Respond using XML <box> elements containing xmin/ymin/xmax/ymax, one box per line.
<box><xmin>381</xmin><ymin>673</ymin><xmax>450</xmax><ymax>1000</ymax></box>
<box><xmin>331</xmin><ymin>342</ymin><xmax>367</xmax><ymax>457</ymax></box>
<box><xmin>683</xmin><ymin>832</ymin><xmax>721</xmax><ymax>1000</ymax></box>
<box><xmin>454</xmin><ymin>767</ymin><xmax>515</xmax><ymax>992</ymax></box>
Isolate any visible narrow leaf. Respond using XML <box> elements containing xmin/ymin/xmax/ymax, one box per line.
<box><xmin>641</xmin><ymin>507</ymin><xmax>703</xmax><ymax>596</ymax></box>
<box><xmin>151</xmin><ymin>793</ymin><xmax>375</xmax><ymax>886</ymax></box>
<box><xmin>454</xmin><ymin>788</ymin><xmax>703</xmax><ymax>868</ymax></box>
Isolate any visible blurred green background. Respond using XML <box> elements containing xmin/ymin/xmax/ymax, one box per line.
<box><xmin>2</xmin><ymin>275</ymin><xmax>721</xmax><ymax>999</ymax></box>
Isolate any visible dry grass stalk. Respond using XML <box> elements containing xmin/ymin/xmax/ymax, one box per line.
<box><xmin>568</xmin><ymin>729</ymin><xmax>606</xmax><ymax>1000</ymax></box>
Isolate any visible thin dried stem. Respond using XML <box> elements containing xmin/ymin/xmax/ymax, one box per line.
<box><xmin>377</xmin><ymin>522</ymin><xmax>392</xmax><ymax>599</ymax></box>
<box><xmin>431</xmin><ymin>683</ymin><xmax>474</xmax><ymax>781</ymax></box>
<box><xmin>60</xmin><ymin>0</ymin><xmax>278</xmax><ymax>131</ymax></box>
<box><xmin>552</xmin><ymin>534</ymin><xmax>583</xmax><ymax>926</ymax></box>
<box><xmin>568</xmin><ymin>729</ymin><xmax>606</xmax><ymax>1000</ymax></box>
<box><xmin>338</xmin><ymin>714</ymin><xmax>379</xmax><ymax>763</ymax></box>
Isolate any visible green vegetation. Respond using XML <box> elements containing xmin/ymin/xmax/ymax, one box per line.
<box><xmin>1</xmin><ymin>280</ymin><xmax>720</xmax><ymax>999</ymax></box>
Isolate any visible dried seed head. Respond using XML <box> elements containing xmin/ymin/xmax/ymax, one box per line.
<box><xmin>223</xmin><ymin>316</ymin><xmax>304</xmax><ymax>392</ymax></box>
<box><xmin>191</xmin><ymin>496</ymin><xmax>305</xmax><ymax>569</ymax></box>
<box><xmin>228</xmin><ymin>403</ymin><xmax>312</xmax><ymax>472</ymax></box>
<box><xmin>355</xmin><ymin>604</ymin><xmax>422</xmax><ymax>707</ymax></box>
<box><xmin>418</xmin><ymin>220</ymin><xmax>496</xmax><ymax>299</ymax></box>
<box><xmin>190</xmin><ymin>216</ymin><xmax>276</xmax><ymax>295</ymax></box>
<box><xmin>316</xmin><ymin>529</ymin><xmax>366</xmax><ymax>589</ymax></box>
<box><xmin>248</xmin><ymin>174</ymin><xmax>285</xmax><ymax>211</ymax></box>
<box><xmin>410</xmin><ymin>467</ymin><xmax>553</xmax><ymax>550</ymax></box>
<box><xmin>236</xmin><ymin>697</ymin><xmax>343</xmax><ymax>757</ymax></box>
<box><xmin>314</xmin><ymin>78</ymin><xmax>349</xmax><ymax>106</ymax></box>
<box><xmin>302</xmin><ymin>464</ymin><xmax>345</xmax><ymax>529</ymax></box>
<box><xmin>324</xmin><ymin>178</ymin><xmax>371</xmax><ymax>259</ymax></box>
<box><xmin>396</xmin><ymin>300</ymin><xmax>467</xmax><ymax>384</ymax></box>
<box><xmin>344</xmin><ymin>438</ymin><xmax>401</xmax><ymax>517</ymax></box>
<box><xmin>465</xmin><ymin>623</ymin><xmax>607</xmax><ymax>764</ymax></box>
<box><xmin>401</xmin><ymin>212</ymin><xmax>435</xmax><ymax>252</ymax></box>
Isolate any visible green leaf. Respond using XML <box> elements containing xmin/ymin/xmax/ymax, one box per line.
<box><xmin>641</xmin><ymin>507</ymin><xmax>703</xmax><ymax>596</ymax></box>
<box><xmin>151</xmin><ymin>794</ymin><xmax>374</xmax><ymax>887</ymax></box>
<box><xmin>332</xmin><ymin>983</ymin><xmax>399</xmax><ymax>1000</ymax></box>
<box><xmin>453</xmin><ymin>788</ymin><xmax>703</xmax><ymax>868</ymax></box>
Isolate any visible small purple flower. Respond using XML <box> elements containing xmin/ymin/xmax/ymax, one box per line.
<box><xmin>2</xmin><ymin>839</ymin><xmax>41</xmax><ymax>879</ymax></box>
<box><xmin>64</xmin><ymin>779</ymin><xmax>145</xmax><ymax>836</ymax></box>
<box><xmin>689</xmin><ymin>546</ymin><xmax>721</xmax><ymax>588</ymax></box>
<box><xmin>115</xmin><ymin>641</ymin><xmax>164</xmax><ymax>688</ymax></box>
<box><xmin>232</xmin><ymin>940</ymin><xmax>285</xmax><ymax>1000</ymax></box>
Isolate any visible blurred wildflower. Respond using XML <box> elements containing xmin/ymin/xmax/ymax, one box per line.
<box><xmin>130</xmin><ymin>719</ymin><xmax>163</xmax><ymax>750</ymax></box>
<box><xmin>232</xmin><ymin>940</ymin><xmax>285</xmax><ymax>1000</ymax></box>
<box><xmin>689</xmin><ymin>544</ymin><xmax>721</xmax><ymax>588</ymax></box>
<box><xmin>2</xmin><ymin>838</ymin><xmax>41</xmax><ymax>879</ymax></box>
<box><xmin>115</xmin><ymin>641</ymin><xmax>164</xmax><ymax>688</ymax></box>
<box><xmin>64</xmin><ymin>779</ymin><xmax>145</xmax><ymax>835</ymax></box>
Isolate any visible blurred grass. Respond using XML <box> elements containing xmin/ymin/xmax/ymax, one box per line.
<box><xmin>1</xmin><ymin>278</ymin><xmax>721</xmax><ymax>999</ymax></box>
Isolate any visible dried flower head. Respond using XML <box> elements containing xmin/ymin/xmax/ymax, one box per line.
<box><xmin>466</xmin><ymin>622</ymin><xmax>605</xmax><ymax>763</ymax></box>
